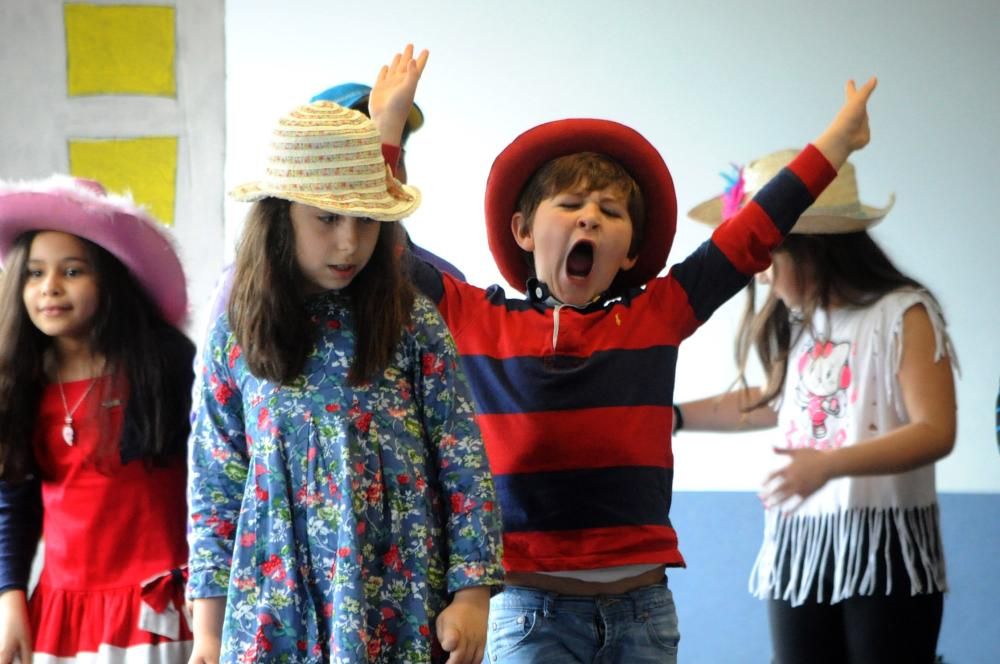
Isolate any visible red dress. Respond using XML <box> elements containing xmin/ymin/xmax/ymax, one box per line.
<box><xmin>28</xmin><ymin>376</ymin><xmax>192</xmax><ymax>662</ymax></box>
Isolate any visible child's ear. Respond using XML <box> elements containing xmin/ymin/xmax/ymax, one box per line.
<box><xmin>620</xmin><ymin>254</ymin><xmax>638</xmax><ymax>272</ymax></box>
<box><xmin>511</xmin><ymin>212</ymin><xmax>534</xmax><ymax>252</ymax></box>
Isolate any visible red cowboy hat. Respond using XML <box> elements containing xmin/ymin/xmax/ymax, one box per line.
<box><xmin>485</xmin><ymin>118</ymin><xmax>676</xmax><ymax>293</ymax></box>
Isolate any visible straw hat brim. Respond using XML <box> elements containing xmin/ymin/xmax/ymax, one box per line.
<box><xmin>687</xmin><ymin>147</ymin><xmax>895</xmax><ymax>235</ymax></box>
<box><xmin>229</xmin><ymin>181</ymin><xmax>421</xmax><ymax>222</ymax></box>
<box><xmin>485</xmin><ymin>118</ymin><xmax>676</xmax><ymax>293</ymax></box>
<box><xmin>688</xmin><ymin>193</ymin><xmax>894</xmax><ymax>234</ymax></box>
<box><xmin>0</xmin><ymin>177</ymin><xmax>188</xmax><ymax>326</ymax></box>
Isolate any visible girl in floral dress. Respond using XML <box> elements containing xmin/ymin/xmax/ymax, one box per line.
<box><xmin>0</xmin><ymin>176</ymin><xmax>195</xmax><ymax>662</ymax></box>
<box><xmin>186</xmin><ymin>65</ymin><xmax>503</xmax><ymax>664</ymax></box>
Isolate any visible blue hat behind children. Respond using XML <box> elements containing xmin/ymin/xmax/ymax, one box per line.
<box><xmin>311</xmin><ymin>82</ymin><xmax>424</xmax><ymax>133</ymax></box>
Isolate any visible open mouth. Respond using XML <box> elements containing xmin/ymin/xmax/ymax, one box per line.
<box><xmin>566</xmin><ymin>241</ymin><xmax>594</xmax><ymax>278</ymax></box>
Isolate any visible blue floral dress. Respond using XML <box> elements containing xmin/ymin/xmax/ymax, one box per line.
<box><xmin>187</xmin><ymin>292</ymin><xmax>503</xmax><ymax>663</ymax></box>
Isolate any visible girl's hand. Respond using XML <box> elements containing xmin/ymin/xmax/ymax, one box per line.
<box><xmin>188</xmin><ymin>597</ymin><xmax>225</xmax><ymax>664</ymax></box>
<box><xmin>760</xmin><ymin>447</ymin><xmax>832</xmax><ymax>508</ymax></box>
<box><xmin>369</xmin><ymin>43</ymin><xmax>429</xmax><ymax>147</ymax></box>
<box><xmin>187</xmin><ymin>638</ymin><xmax>220</xmax><ymax>664</ymax></box>
<box><xmin>435</xmin><ymin>586</ymin><xmax>490</xmax><ymax>664</ymax></box>
<box><xmin>813</xmin><ymin>77</ymin><xmax>878</xmax><ymax>170</ymax></box>
<box><xmin>0</xmin><ymin>589</ymin><xmax>32</xmax><ymax>664</ymax></box>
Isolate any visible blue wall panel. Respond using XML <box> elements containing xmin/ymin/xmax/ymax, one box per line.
<box><xmin>669</xmin><ymin>492</ymin><xmax>1000</xmax><ymax>663</ymax></box>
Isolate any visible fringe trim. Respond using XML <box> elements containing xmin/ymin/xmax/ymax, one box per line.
<box><xmin>749</xmin><ymin>504</ymin><xmax>946</xmax><ymax>606</ymax></box>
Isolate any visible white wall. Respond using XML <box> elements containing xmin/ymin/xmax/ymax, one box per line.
<box><xmin>0</xmin><ymin>0</ymin><xmax>226</xmax><ymax>340</ymax></box>
<box><xmin>225</xmin><ymin>0</ymin><xmax>1000</xmax><ymax>492</ymax></box>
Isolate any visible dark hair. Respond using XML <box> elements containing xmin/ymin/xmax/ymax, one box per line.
<box><xmin>515</xmin><ymin>152</ymin><xmax>646</xmax><ymax>263</ymax></box>
<box><xmin>0</xmin><ymin>232</ymin><xmax>195</xmax><ymax>482</ymax></box>
<box><xmin>228</xmin><ymin>198</ymin><xmax>414</xmax><ymax>386</ymax></box>
<box><xmin>735</xmin><ymin>231</ymin><xmax>927</xmax><ymax>408</ymax></box>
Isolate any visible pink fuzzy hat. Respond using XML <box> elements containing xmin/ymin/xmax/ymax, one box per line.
<box><xmin>0</xmin><ymin>175</ymin><xmax>188</xmax><ymax>326</ymax></box>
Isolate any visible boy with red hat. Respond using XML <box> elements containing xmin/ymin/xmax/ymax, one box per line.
<box><xmin>373</xmin><ymin>46</ymin><xmax>877</xmax><ymax>663</ymax></box>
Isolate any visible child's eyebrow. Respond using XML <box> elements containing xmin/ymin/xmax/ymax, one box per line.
<box><xmin>27</xmin><ymin>256</ymin><xmax>90</xmax><ymax>264</ymax></box>
<box><xmin>559</xmin><ymin>185</ymin><xmax>626</xmax><ymax>201</ymax></box>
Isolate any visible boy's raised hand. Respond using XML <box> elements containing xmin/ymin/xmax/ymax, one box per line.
<box><xmin>369</xmin><ymin>44</ymin><xmax>429</xmax><ymax>146</ymax></box>
<box><xmin>813</xmin><ymin>77</ymin><xmax>878</xmax><ymax>170</ymax></box>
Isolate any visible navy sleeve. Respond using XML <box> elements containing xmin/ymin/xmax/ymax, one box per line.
<box><xmin>404</xmin><ymin>249</ymin><xmax>446</xmax><ymax>305</ymax></box>
<box><xmin>0</xmin><ymin>477</ymin><xmax>42</xmax><ymax>593</ymax></box>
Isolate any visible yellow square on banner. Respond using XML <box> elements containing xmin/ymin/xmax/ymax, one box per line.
<box><xmin>65</xmin><ymin>4</ymin><xmax>176</xmax><ymax>96</ymax></box>
<box><xmin>69</xmin><ymin>137</ymin><xmax>178</xmax><ymax>225</ymax></box>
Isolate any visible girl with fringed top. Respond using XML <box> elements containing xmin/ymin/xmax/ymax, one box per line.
<box><xmin>679</xmin><ymin>154</ymin><xmax>955</xmax><ymax>664</ymax></box>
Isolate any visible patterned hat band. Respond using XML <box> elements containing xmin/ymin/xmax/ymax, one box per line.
<box><xmin>229</xmin><ymin>101</ymin><xmax>420</xmax><ymax>222</ymax></box>
<box><xmin>260</xmin><ymin>174</ymin><xmax>391</xmax><ymax>194</ymax></box>
<box><xmin>267</xmin><ymin>145</ymin><xmax>383</xmax><ymax>159</ymax></box>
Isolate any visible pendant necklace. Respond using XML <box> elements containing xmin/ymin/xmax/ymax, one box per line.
<box><xmin>56</xmin><ymin>373</ymin><xmax>100</xmax><ymax>446</ymax></box>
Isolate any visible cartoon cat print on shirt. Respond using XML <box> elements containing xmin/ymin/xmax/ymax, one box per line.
<box><xmin>795</xmin><ymin>340</ymin><xmax>852</xmax><ymax>442</ymax></box>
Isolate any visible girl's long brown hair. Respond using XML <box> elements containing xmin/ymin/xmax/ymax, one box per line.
<box><xmin>735</xmin><ymin>231</ymin><xmax>927</xmax><ymax>410</ymax></box>
<box><xmin>228</xmin><ymin>198</ymin><xmax>414</xmax><ymax>386</ymax></box>
<box><xmin>0</xmin><ymin>232</ymin><xmax>195</xmax><ymax>482</ymax></box>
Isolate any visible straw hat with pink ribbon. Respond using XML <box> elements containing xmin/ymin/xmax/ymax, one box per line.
<box><xmin>229</xmin><ymin>101</ymin><xmax>420</xmax><ymax>222</ymax></box>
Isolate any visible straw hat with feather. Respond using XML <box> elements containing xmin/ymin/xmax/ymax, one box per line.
<box><xmin>688</xmin><ymin>148</ymin><xmax>893</xmax><ymax>234</ymax></box>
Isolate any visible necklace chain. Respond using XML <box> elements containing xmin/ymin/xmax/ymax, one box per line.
<box><xmin>56</xmin><ymin>372</ymin><xmax>100</xmax><ymax>446</ymax></box>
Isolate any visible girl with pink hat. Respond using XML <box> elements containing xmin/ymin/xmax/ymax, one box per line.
<box><xmin>186</xmin><ymin>48</ymin><xmax>502</xmax><ymax>664</ymax></box>
<box><xmin>0</xmin><ymin>176</ymin><xmax>196</xmax><ymax>661</ymax></box>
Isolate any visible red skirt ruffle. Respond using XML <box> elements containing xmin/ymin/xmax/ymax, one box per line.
<box><xmin>30</xmin><ymin>571</ymin><xmax>192</xmax><ymax>662</ymax></box>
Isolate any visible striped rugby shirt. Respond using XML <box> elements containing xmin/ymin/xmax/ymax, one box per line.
<box><xmin>411</xmin><ymin>145</ymin><xmax>836</xmax><ymax>573</ymax></box>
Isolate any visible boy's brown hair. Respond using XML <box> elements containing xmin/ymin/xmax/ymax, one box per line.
<box><xmin>515</xmin><ymin>152</ymin><xmax>647</xmax><ymax>259</ymax></box>
<box><xmin>486</xmin><ymin>118</ymin><xmax>676</xmax><ymax>293</ymax></box>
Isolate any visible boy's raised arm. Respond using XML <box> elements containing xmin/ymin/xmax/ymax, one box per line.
<box><xmin>368</xmin><ymin>43</ymin><xmax>429</xmax><ymax>146</ymax></box>
<box><xmin>812</xmin><ymin>77</ymin><xmax>877</xmax><ymax>169</ymax></box>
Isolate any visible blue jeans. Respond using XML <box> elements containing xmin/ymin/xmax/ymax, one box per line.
<box><xmin>484</xmin><ymin>578</ymin><xmax>679</xmax><ymax>663</ymax></box>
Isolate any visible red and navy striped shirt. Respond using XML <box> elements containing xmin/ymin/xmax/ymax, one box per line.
<box><xmin>411</xmin><ymin>145</ymin><xmax>836</xmax><ymax>573</ymax></box>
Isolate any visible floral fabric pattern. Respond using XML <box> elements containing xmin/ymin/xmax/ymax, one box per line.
<box><xmin>188</xmin><ymin>292</ymin><xmax>503</xmax><ymax>663</ymax></box>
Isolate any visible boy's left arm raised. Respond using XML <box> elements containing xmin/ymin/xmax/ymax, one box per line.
<box><xmin>811</xmin><ymin>77</ymin><xmax>877</xmax><ymax>171</ymax></box>
<box><xmin>665</xmin><ymin>78</ymin><xmax>878</xmax><ymax>336</ymax></box>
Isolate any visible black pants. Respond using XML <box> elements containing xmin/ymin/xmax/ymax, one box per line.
<box><xmin>767</xmin><ymin>515</ymin><xmax>945</xmax><ymax>664</ymax></box>
<box><xmin>768</xmin><ymin>591</ymin><xmax>943</xmax><ymax>664</ymax></box>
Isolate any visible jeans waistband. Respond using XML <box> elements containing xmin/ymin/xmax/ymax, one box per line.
<box><xmin>495</xmin><ymin>577</ymin><xmax>671</xmax><ymax>619</ymax></box>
